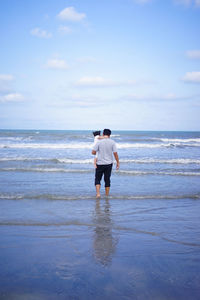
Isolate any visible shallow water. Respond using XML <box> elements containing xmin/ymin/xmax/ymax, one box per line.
<box><xmin>0</xmin><ymin>197</ymin><xmax>200</xmax><ymax>299</ymax></box>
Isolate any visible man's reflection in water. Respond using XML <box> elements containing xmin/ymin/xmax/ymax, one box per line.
<box><xmin>93</xmin><ymin>198</ymin><xmax>118</xmax><ymax>266</ymax></box>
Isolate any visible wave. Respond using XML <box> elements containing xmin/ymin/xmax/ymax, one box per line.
<box><xmin>0</xmin><ymin>167</ymin><xmax>91</xmax><ymax>173</ymax></box>
<box><xmin>153</xmin><ymin>138</ymin><xmax>200</xmax><ymax>143</ymax></box>
<box><xmin>0</xmin><ymin>157</ymin><xmax>93</xmax><ymax>164</ymax></box>
<box><xmin>1</xmin><ymin>157</ymin><xmax>200</xmax><ymax>165</ymax></box>
<box><xmin>117</xmin><ymin>170</ymin><xmax>200</xmax><ymax>176</ymax></box>
<box><xmin>0</xmin><ymin>136</ymin><xmax>33</xmax><ymax>142</ymax></box>
<box><xmin>120</xmin><ymin>158</ymin><xmax>200</xmax><ymax>164</ymax></box>
<box><xmin>0</xmin><ymin>167</ymin><xmax>200</xmax><ymax>176</ymax></box>
<box><xmin>0</xmin><ymin>137</ymin><xmax>23</xmax><ymax>141</ymax></box>
<box><xmin>0</xmin><ymin>194</ymin><xmax>24</xmax><ymax>200</ymax></box>
<box><xmin>0</xmin><ymin>141</ymin><xmax>200</xmax><ymax>150</ymax></box>
<box><xmin>53</xmin><ymin>158</ymin><xmax>92</xmax><ymax>164</ymax></box>
<box><xmin>117</xmin><ymin>142</ymin><xmax>200</xmax><ymax>149</ymax></box>
<box><xmin>0</xmin><ymin>142</ymin><xmax>92</xmax><ymax>149</ymax></box>
<box><xmin>0</xmin><ymin>193</ymin><xmax>200</xmax><ymax>201</ymax></box>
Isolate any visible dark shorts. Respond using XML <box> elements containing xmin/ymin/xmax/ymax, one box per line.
<box><xmin>95</xmin><ymin>164</ymin><xmax>113</xmax><ymax>187</ymax></box>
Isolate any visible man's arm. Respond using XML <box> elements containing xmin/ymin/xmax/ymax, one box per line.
<box><xmin>114</xmin><ymin>152</ymin><xmax>120</xmax><ymax>169</ymax></box>
<box><xmin>92</xmin><ymin>142</ymin><xmax>99</xmax><ymax>155</ymax></box>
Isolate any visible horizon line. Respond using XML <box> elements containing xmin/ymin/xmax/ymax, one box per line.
<box><xmin>0</xmin><ymin>128</ymin><xmax>200</xmax><ymax>133</ymax></box>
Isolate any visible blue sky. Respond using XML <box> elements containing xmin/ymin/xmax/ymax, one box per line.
<box><xmin>0</xmin><ymin>0</ymin><xmax>200</xmax><ymax>130</ymax></box>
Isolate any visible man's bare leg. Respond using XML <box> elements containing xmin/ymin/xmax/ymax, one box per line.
<box><xmin>96</xmin><ymin>184</ymin><xmax>101</xmax><ymax>198</ymax></box>
<box><xmin>105</xmin><ymin>187</ymin><xmax>110</xmax><ymax>196</ymax></box>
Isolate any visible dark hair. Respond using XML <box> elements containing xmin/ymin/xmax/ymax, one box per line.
<box><xmin>103</xmin><ymin>128</ymin><xmax>111</xmax><ymax>136</ymax></box>
<box><xmin>93</xmin><ymin>130</ymin><xmax>101</xmax><ymax>137</ymax></box>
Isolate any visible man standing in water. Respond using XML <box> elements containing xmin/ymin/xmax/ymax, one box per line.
<box><xmin>92</xmin><ymin>129</ymin><xmax>120</xmax><ymax>198</ymax></box>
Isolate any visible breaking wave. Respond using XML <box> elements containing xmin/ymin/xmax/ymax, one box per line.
<box><xmin>153</xmin><ymin>138</ymin><xmax>200</xmax><ymax>143</ymax></box>
<box><xmin>0</xmin><ymin>157</ymin><xmax>200</xmax><ymax>165</ymax></box>
<box><xmin>0</xmin><ymin>142</ymin><xmax>92</xmax><ymax>149</ymax></box>
<box><xmin>0</xmin><ymin>167</ymin><xmax>92</xmax><ymax>173</ymax></box>
<box><xmin>0</xmin><ymin>167</ymin><xmax>200</xmax><ymax>176</ymax></box>
<box><xmin>117</xmin><ymin>170</ymin><xmax>200</xmax><ymax>176</ymax></box>
<box><xmin>0</xmin><ymin>141</ymin><xmax>200</xmax><ymax>150</ymax></box>
<box><xmin>119</xmin><ymin>158</ymin><xmax>200</xmax><ymax>164</ymax></box>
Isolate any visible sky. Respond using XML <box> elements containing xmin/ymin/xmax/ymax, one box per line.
<box><xmin>0</xmin><ymin>0</ymin><xmax>200</xmax><ymax>131</ymax></box>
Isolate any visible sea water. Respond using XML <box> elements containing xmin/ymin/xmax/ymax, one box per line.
<box><xmin>0</xmin><ymin>130</ymin><xmax>200</xmax><ymax>299</ymax></box>
<box><xmin>0</xmin><ymin>129</ymin><xmax>200</xmax><ymax>200</ymax></box>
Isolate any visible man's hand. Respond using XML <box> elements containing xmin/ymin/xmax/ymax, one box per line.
<box><xmin>114</xmin><ymin>152</ymin><xmax>119</xmax><ymax>170</ymax></box>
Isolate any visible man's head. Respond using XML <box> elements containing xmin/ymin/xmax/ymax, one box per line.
<box><xmin>103</xmin><ymin>129</ymin><xmax>111</xmax><ymax>136</ymax></box>
<box><xmin>93</xmin><ymin>130</ymin><xmax>101</xmax><ymax>137</ymax></box>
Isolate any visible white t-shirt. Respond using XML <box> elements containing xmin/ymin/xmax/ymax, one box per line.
<box><xmin>93</xmin><ymin>135</ymin><xmax>100</xmax><ymax>146</ymax></box>
<box><xmin>93</xmin><ymin>138</ymin><xmax>117</xmax><ymax>165</ymax></box>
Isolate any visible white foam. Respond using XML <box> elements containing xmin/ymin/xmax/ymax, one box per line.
<box><xmin>1</xmin><ymin>157</ymin><xmax>200</xmax><ymax>165</ymax></box>
<box><xmin>0</xmin><ymin>142</ymin><xmax>92</xmax><ymax>149</ymax></box>
<box><xmin>0</xmin><ymin>140</ymin><xmax>199</xmax><ymax>150</ymax></box>
<box><xmin>1</xmin><ymin>167</ymin><xmax>199</xmax><ymax>176</ymax></box>
<box><xmin>57</xmin><ymin>158</ymin><xmax>93</xmax><ymax>164</ymax></box>
<box><xmin>0</xmin><ymin>157</ymin><xmax>93</xmax><ymax>163</ymax></box>
<box><xmin>0</xmin><ymin>137</ymin><xmax>24</xmax><ymax>141</ymax></box>
<box><xmin>116</xmin><ymin>142</ymin><xmax>200</xmax><ymax>149</ymax></box>
<box><xmin>120</xmin><ymin>158</ymin><xmax>200</xmax><ymax>164</ymax></box>
<box><xmin>153</xmin><ymin>138</ymin><xmax>200</xmax><ymax>143</ymax></box>
<box><xmin>0</xmin><ymin>167</ymin><xmax>91</xmax><ymax>173</ymax></box>
<box><xmin>0</xmin><ymin>194</ymin><xmax>23</xmax><ymax>200</ymax></box>
<box><xmin>116</xmin><ymin>143</ymin><xmax>160</xmax><ymax>149</ymax></box>
<box><xmin>0</xmin><ymin>157</ymin><xmax>41</xmax><ymax>162</ymax></box>
<box><xmin>0</xmin><ymin>136</ymin><xmax>33</xmax><ymax>142</ymax></box>
<box><xmin>117</xmin><ymin>170</ymin><xmax>200</xmax><ymax>176</ymax></box>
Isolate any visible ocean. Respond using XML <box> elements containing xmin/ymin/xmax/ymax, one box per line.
<box><xmin>0</xmin><ymin>129</ymin><xmax>200</xmax><ymax>299</ymax></box>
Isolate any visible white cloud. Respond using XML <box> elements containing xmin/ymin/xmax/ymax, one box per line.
<box><xmin>58</xmin><ymin>25</ymin><xmax>73</xmax><ymax>34</ymax></box>
<box><xmin>46</xmin><ymin>58</ymin><xmax>69</xmax><ymax>70</ymax></box>
<box><xmin>57</xmin><ymin>7</ymin><xmax>86</xmax><ymax>22</ymax></box>
<box><xmin>30</xmin><ymin>27</ymin><xmax>52</xmax><ymax>39</ymax></box>
<box><xmin>0</xmin><ymin>93</ymin><xmax>24</xmax><ymax>103</ymax></box>
<box><xmin>50</xmin><ymin>94</ymin><xmax>103</xmax><ymax>108</ymax></box>
<box><xmin>183</xmin><ymin>71</ymin><xmax>200</xmax><ymax>83</ymax></box>
<box><xmin>75</xmin><ymin>76</ymin><xmax>117</xmax><ymax>87</ymax></box>
<box><xmin>186</xmin><ymin>50</ymin><xmax>200</xmax><ymax>59</ymax></box>
<box><xmin>0</xmin><ymin>74</ymin><xmax>15</xmax><ymax>93</ymax></box>
<box><xmin>70</xmin><ymin>94</ymin><xmax>102</xmax><ymax>107</ymax></box>
<box><xmin>53</xmin><ymin>92</ymin><xmax>197</xmax><ymax>108</ymax></box>
<box><xmin>0</xmin><ymin>75</ymin><xmax>25</xmax><ymax>103</ymax></box>
<box><xmin>123</xmin><ymin>93</ymin><xmax>197</xmax><ymax>101</ymax></box>
<box><xmin>161</xmin><ymin>93</ymin><xmax>191</xmax><ymax>100</ymax></box>
<box><xmin>75</xmin><ymin>76</ymin><xmax>151</xmax><ymax>88</ymax></box>
<box><xmin>0</xmin><ymin>74</ymin><xmax>14</xmax><ymax>81</ymax></box>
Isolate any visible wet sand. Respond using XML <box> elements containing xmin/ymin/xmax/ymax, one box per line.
<box><xmin>0</xmin><ymin>197</ymin><xmax>200</xmax><ymax>300</ymax></box>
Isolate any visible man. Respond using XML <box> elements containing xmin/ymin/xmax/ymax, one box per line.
<box><xmin>92</xmin><ymin>128</ymin><xmax>120</xmax><ymax>198</ymax></box>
